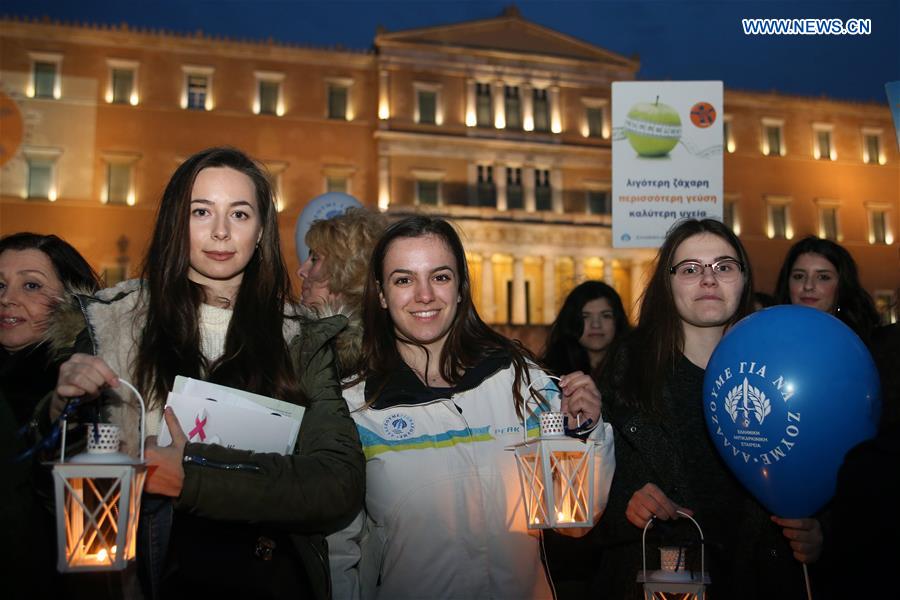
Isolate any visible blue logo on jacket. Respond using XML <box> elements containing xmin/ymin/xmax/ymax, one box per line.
<box><xmin>383</xmin><ymin>413</ymin><xmax>416</xmax><ymax>440</ymax></box>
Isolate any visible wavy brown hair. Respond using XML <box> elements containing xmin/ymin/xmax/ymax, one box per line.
<box><xmin>599</xmin><ymin>218</ymin><xmax>754</xmax><ymax>413</ymax></box>
<box><xmin>361</xmin><ymin>216</ymin><xmax>544</xmax><ymax>416</ymax></box>
<box><xmin>135</xmin><ymin>147</ymin><xmax>299</xmax><ymax>408</ymax></box>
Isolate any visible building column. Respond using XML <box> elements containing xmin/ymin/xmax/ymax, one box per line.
<box><xmin>466</xmin><ymin>79</ymin><xmax>476</xmax><ymax>127</ymax></box>
<box><xmin>496</xmin><ymin>165</ymin><xmax>508</xmax><ymax>211</ymax></box>
<box><xmin>524</xmin><ymin>166</ymin><xmax>536</xmax><ymax>212</ymax></box>
<box><xmin>573</xmin><ymin>256</ymin><xmax>585</xmax><ymax>284</ymax></box>
<box><xmin>493</xmin><ymin>80</ymin><xmax>505</xmax><ymax>129</ymax></box>
<box><xmin>378</xmin><ymin>156</ymin><xmax>390</xmax><ymax>210</ymax></box>
<box><xmin>512</xmin><ymin>256</ymin><xmax>527</xmax><ymax>325</ymax></box>
<box><xmin>551</xmin><ymin>169</ymin><xmax>563</xmax><ymax>214</ymax></box>
<box><xmin>549</xmin><ymin>84</ymin><xmax>562</xmax><ymax>133</ymax></box>
<box><xmin>522</xmin><ymin>83</ymin><xmax>534</xmax><ymax>131</ymax></box>
<box><xmin>603</xmin><ymin>257</ymin><xmax>614</xmax><ymax>285</ymax></box>
<box><xmin>481</xmin><ymin>253</ymin><xmax>495</xmax><ymax>323</ymax></box>
<box><xmin>378</xmin><ymin>69</ymin><xmax>390</xmax><ymax>121</ymax></box>
<box><xmin>543</xmin><ymin>256</ymin><xmax>556</xmax><ymax>324</ymax></box>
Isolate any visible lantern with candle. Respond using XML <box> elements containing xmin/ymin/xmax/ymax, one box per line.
<box><xmin>637</xmin><ymin>510</ymin><xmax>710</xmax><ymax>600</ymax></box>
<box><xmin>510</xmin><ymin>409</ymin><xmax>605</xmax><ymax>530</ymax></box>
<box><xmin>51</xmin><ymin>381</ymin><xmax>147</xmax><ymax>572</ymax></box>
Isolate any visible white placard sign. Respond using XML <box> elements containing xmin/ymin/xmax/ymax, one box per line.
<box><xmin>612</xmin><ymin>81</ymin><xmax>724</xmax><ymax>248</ymax></box>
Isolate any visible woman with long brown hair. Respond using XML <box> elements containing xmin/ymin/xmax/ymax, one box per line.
<box><xmin>328</xmin><ymin>215</ymin><xmax>615</xmax><ymax>599</ymax></box>
<box><xmin>52</xmin><ymin>146</ymin><xmax>363</xmax><ymax>599</ymax></box>
<box><xmin>593</xmin><ymin>219</ymin><xmax>825</xmax><ymax>599</ymax></box>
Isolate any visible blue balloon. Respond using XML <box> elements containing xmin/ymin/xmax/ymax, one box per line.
<box><xmin>294</xmin><ymin>192</ymin><xmax>363</xmax><ymax>262</ymax></box>
<box><xmin>703</xmin><ymin>305</ymin><xmax>880</xmax><ymax>518</ymax></box>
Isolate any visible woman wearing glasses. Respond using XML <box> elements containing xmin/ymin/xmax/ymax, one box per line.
<box><xmin>591</xmin><ymin>219</ymin><xmax>825</xmax><ymax>599</ymax></box>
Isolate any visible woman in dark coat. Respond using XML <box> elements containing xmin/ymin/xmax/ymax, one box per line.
<box><xmin>0</xmin><ymin>232</ymin><xmax>100</xmax><ymax>599</ymax></box>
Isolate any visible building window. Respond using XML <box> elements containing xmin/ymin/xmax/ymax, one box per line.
<box><xmin>874</xmin><ymin>291</ymin><xmax>897</xmax><ymax>325</ymax></box>
<box><xmin>416</xmin><ymin>180</ymin><xmax>440</xmax><ymax>206</ymax></box>
<box><xmin>818</xmin><ymin>205</ymin><xmax>839</xmax><ymax>241</ymax></box>
<box><xmin>106</xmin><ymin>163</ymin><xmax>133</xmax><ymax>205</ymax></box>
<box><xmin>254</xmin><ymin>72</ymin><xmax>284</xmax><ymax>116</ymax></box>
<box><xmin>507</xmin><ymin>167</ymin><xmax>523</xmax><ymax>209</ymax></box>
<box><xmin>862</xmin><ymin>129</ymin><xmax>884</xmax><ymax>165</ymax></box>
<box><xmin>476</xmin><ymin>165</ymin><xmax>496</xmax><ymax>207</ymax></box>
<box><xmin>816</xmin><ymin>200</ymin><xmax>841</xmax><ymax>242</ymax></box>
<box><xmin>724</xmin><ymin>117</ymin><xmax>735</xmax><ymax>153</ymax></box>
<box><xmin>505</xmin><ymin>86</ymin><xmax>521</xmax><ymax>130</ymax></box>
<box><xmin>27</xmin><ymin>160</ymin><xmax>54</xmax><ymax>200</ymax></box>
<box><xmin>586</xmin><ymin>189</ymin><xmax>610</xmax><ymax>215</ymax></box>
<box><xmin>182</xmin><ymin>66</ymin><xmax>214</xmax><ymax>111</ymax></box>
<box><xmin>109</xmin><ymin>67</ymin><xmax>136</xmax><ymax>105</ymax></box>
<box><xmin>33</xmin><ymin>62</ymin><xmax>57</xmax><ymax>98</ymax></box>
<box><xmin>476</xmin><ymin>83</ymin><xmax>492</xmax><ymax>127</ymax></box>
<box><xmin>869</xmin><ymin>209</ymin><xmax>889</xmax><ymax>244</ymax></box>
<box><xmin>586</xmin><ymin>107</ymin><xmax>603</xmax><ymax>138</ymax></box>
<box><xmin>188</xmin><ymin>75</ymin><xmax>208</xmax><ymax>110</ymax></box>
<box><xmin>813</xmin><ymin>124</ymin><xmax>835</xmax><ymax>160</ymax></box>
<box><xmin>417</xmin><ymin>90</ymin><xmax>436</xmax><ymax>125</ymax></box>
<box><xmin>325</xmin><ymin>176</ymin><xmax>348</xmax><ymax>193</ymax></box>
<box><xmin>28</xmin><ymin>52</ymin><xmax>62</xmax><ymax>99</ymax></box>
<box><xmin>327</xmin><ymin>82</ymin><xmax>350</xmax><ymax>120</ymax></box>
<box><xmin>533</xmin><ymin>89</ymin><xmax>550</xmax><ymax>132</ymax></box>
<box><xmin>535</xmin><ymin>169</ymin><xmax>552</xmax><ymax>211</ymax></box>
<box><xmin>762</xmin><ymin>119</ymin><xmax>785</xmax><ymax>156</ymax></box>
<box><xmin>766</xmin><ymin>196</ymin><xmax>792</xmax><ymax>239</ymax></box>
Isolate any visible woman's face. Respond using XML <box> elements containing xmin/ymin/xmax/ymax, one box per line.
<box><xmin>0</xmin><ymin>249</ymin><xmax>64</xmax><ymax>352</ymax></box>
<box><xmin>378</xmin><ymin>234</ymin><xmax>460</xmax><ymax>355</ymax></box>
<box><xmin>297</xmin><ymin>249</ymin><xmax>337</xmax><ymax>309</ymax></box>
<box><xmin>671</xmin><ymin>233</ymin><xmax>745</xmax><ymax>329</ymax></box>
<box><xmin>578</xmin><ymin>297</ymin><xmax>617</xmax><ymax>354</ymax></box>
<box><xmin>788</xmin><ymin>252</ymin><xmax>839</xmax><ymax>313</ymax></box>
<box><xmin>187</xmin><ymin>167</ymin><xmax>262</xmax><ymax>289</ymax></box>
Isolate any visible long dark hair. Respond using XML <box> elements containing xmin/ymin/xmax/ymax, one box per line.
<box><xmin>0</xmin><ymin>232</ymin><xmax>100</xmax><ymax>293</ymax></box>
<box><xmin>362</xmin><ymin>216</ymin><xmax>542</xmax><ymax>416</ymax></box>
<box><xmin>541</xmin><ymin>280</ymin><xmax>630</xmax><ymax>375</ymax></box>
<box><xmin>600</xmin><ymin>219</ymin><xmax>754</xmax><ymax>412</ymax></box>
<box><xmin>774</xmin><ymin>236</ymin><xmax>880</xmax><ymax>343</ymax></box>
<box><xmin>135</xmin><ymin>147</ymin><xmax>299</xmax><ymax>407</ymax></box>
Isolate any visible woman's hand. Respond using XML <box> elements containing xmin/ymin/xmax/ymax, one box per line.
<box><xmin>51</xmin><ymin>353</ymin><xmax>119</xmax><ymax>419</ymax></box>
<box><xmin>558</xmin><ymin>371</ymin><xmax>602</xmax><ymax>429</ymax></box>
<box><xmin>144</xmin><ymin>407</ymin><xmax>187</xmax><ymax>498</ymax></box>
<box><xmin>771</xmin><ymin>516</ymin><xmax>823</xmax><ymax>563</ymax></box>
<box><xmin>625</xmin><ymin>482</ymin><xmax>694</xmax><ymax>529</ymax></box>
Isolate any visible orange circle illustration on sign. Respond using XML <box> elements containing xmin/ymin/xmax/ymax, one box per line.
<box><xmin>0</xmin><ymin>92</ymin><xmax>24</xmax><ymax>167</ymax></box>
<box><xmin>690</xmin><ymin>102</ymin><xmax>717</xmax><ymax>128</ymax></box>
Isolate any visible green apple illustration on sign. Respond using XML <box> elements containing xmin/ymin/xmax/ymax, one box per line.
<box><xmin>624</xmin><ymin>96</ymin><xmax>682</xmax><ymax>157</ymax></box>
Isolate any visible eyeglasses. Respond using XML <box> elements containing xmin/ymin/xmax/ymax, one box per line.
<box><xmin>669</xmin><ymin>258</ymin><xmax>744</xmax><ymax>283</ymax></box>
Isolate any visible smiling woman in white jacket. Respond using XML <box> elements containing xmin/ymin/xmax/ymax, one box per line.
<box><xmin>328</xmin><ymin>216</ymin><xmax>615</xmax><ymax>600</ymax></box>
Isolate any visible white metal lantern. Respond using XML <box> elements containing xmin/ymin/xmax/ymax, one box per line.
<box><xmin>637</xmin><ymin>510</ymin><xmax>710</xmax><ymax>600</ymax></box>
<box><xmin>510</xmin><ymin>407</ymin><xmax>600</xmax><ymax>530</ymax></box>
<box><xmin>52</xmin><ymin>381</ymin><xmax>147</xmax><ymax>572</ymax></box>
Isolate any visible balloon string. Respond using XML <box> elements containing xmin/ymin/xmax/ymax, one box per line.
<box><xmin>803</xmin><ymin>563</ymin><xmax>812</xmax><ymax>600</ymax></box>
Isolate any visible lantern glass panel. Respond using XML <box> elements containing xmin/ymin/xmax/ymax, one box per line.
<box><xmin>53</xmin><ymin>463</ymin><xmax>146</xmax><ymax>572</ymax></box>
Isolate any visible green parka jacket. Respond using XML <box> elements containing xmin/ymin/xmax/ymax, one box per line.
<box><xmin>45</xmin><ymin>280</ymin><xmax>365</xmax><ymax>599</ymax></box>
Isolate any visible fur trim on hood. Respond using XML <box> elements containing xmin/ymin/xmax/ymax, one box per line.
<box><xmin>296</xmin><ymin>302</ymin><xmax>364</xmax><ymax>380</ymax></box>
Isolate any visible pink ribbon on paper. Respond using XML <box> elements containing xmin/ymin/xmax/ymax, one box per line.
<box><xmin>188</xmin><ymin>411</ymin><xmax>208</xmax><ymax>442</ymax></box>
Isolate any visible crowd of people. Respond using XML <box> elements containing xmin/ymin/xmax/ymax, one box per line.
<box><xmin>1</xmin><ymin>145</ymin><xmax>895</xmax><ymax>600</ymax></box>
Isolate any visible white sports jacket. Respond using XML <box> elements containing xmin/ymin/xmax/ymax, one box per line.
<box><xmin>328</xmin><ymin>354</ymin><xmax>615</xmax><ymax>600</ymax></box>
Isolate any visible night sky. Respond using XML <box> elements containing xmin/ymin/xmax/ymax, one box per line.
<box><xmin>2</xmin><ymin>0</ymin><xmax>898</xmax><ymax>104</ymax></box>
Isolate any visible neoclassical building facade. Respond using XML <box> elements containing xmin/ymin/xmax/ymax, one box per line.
<box><xmin>1</xmin><ymin>8</ymin><xmax>897</xmax><ymax>324</ymax></box>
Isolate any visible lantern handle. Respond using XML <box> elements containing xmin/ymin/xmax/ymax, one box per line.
<box><xmin>57</xmin><ymin>378</ymin><xmax>147</xmax><ymax>463</ymax></box>
<box><xmin>641</xmin><ymin>509</ymin><xmax>706</xmax><ymax>584</ymax></box>
<box><xmin>522</xmin><ymin>374</ymin><xmax>561</xmax><ymax>443</ymax></box>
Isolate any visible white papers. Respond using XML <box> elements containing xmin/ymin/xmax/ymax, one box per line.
<box><xmin>157</xmin><ymin>377</ymin><xmax>304</xmax><ymax>454</ymax></box>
